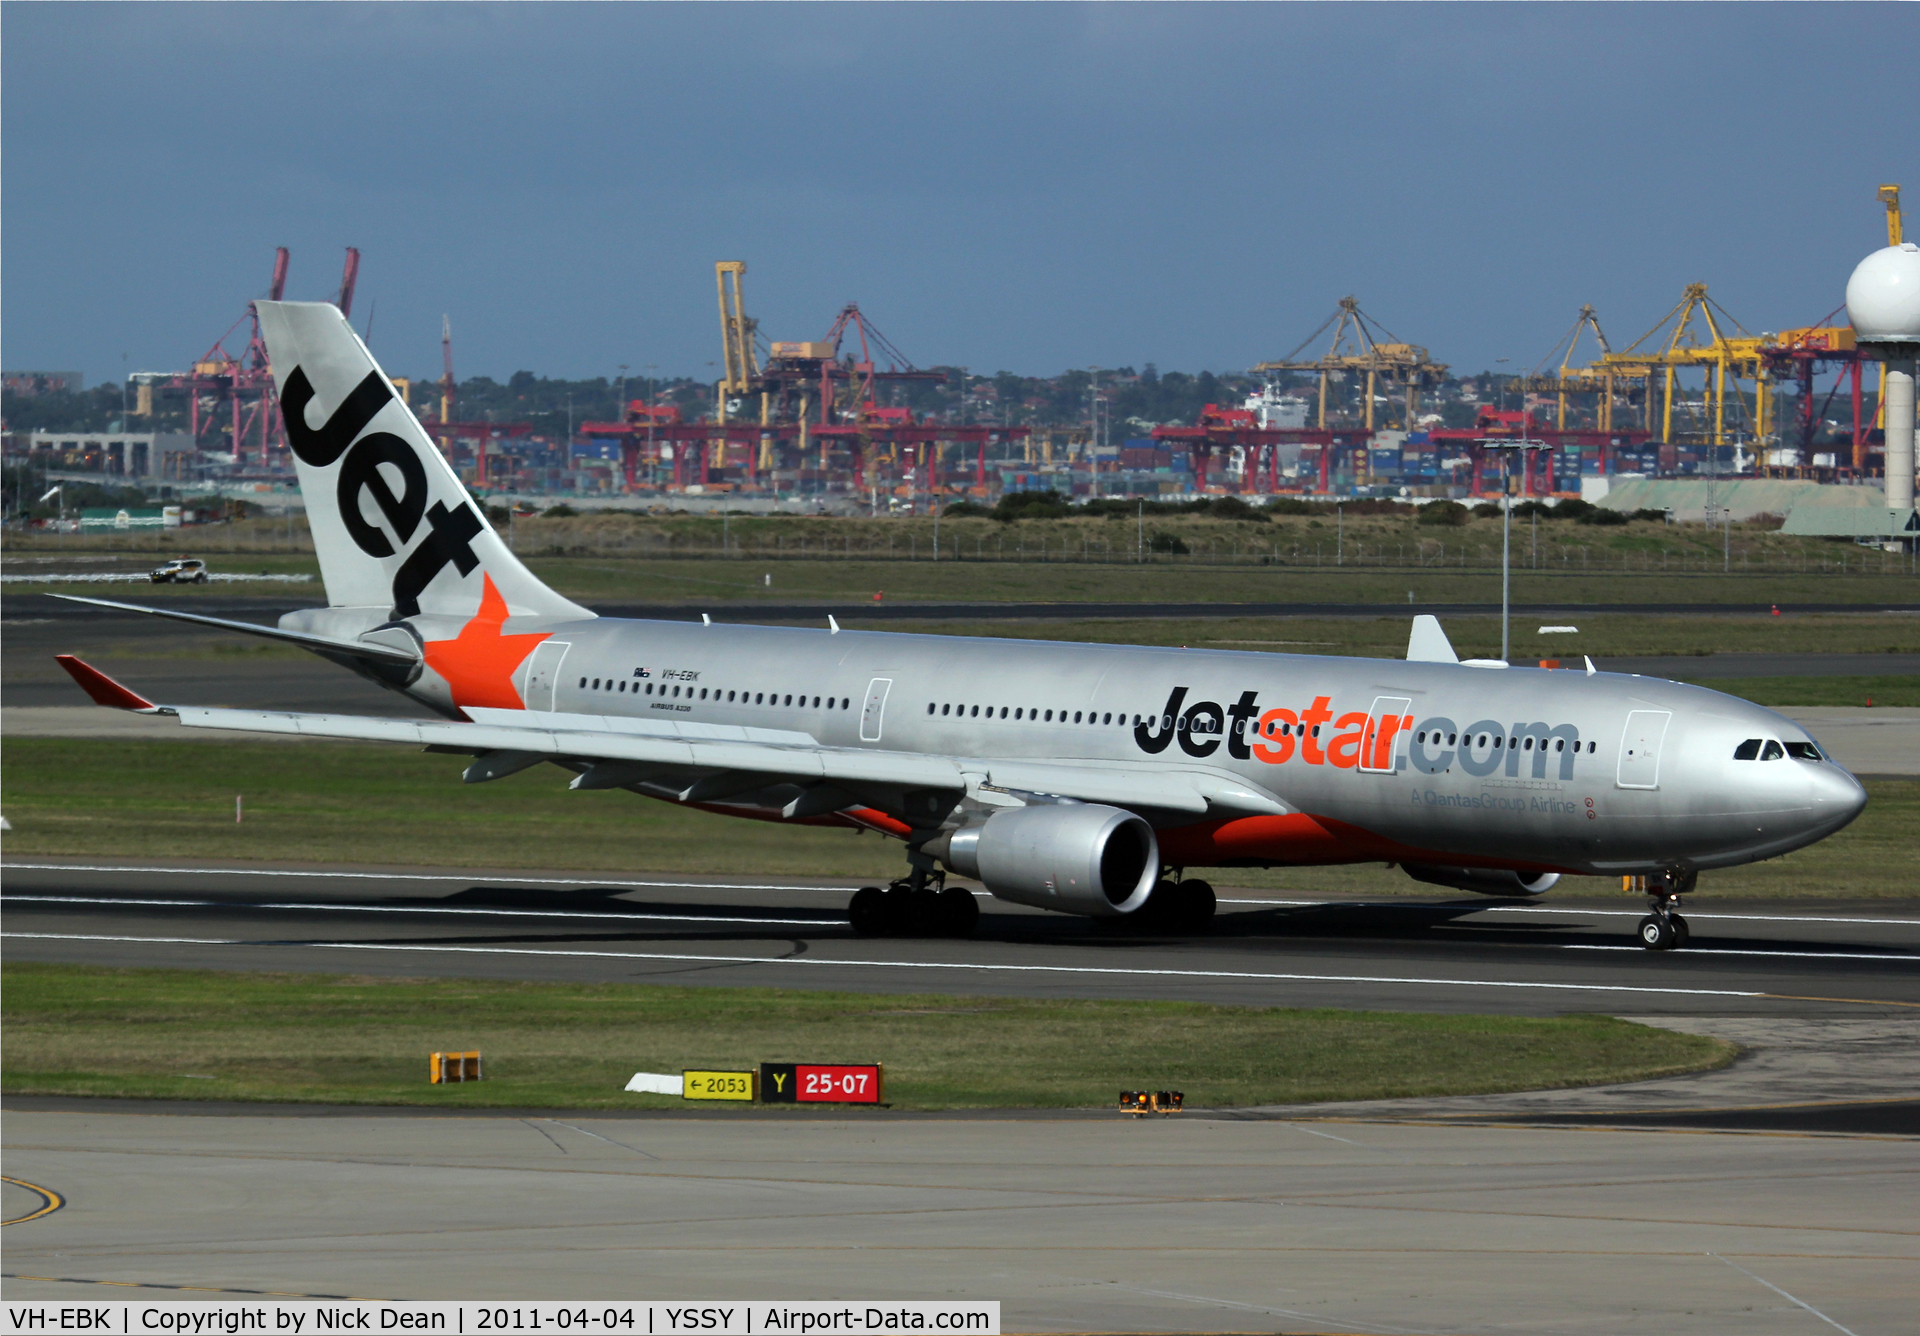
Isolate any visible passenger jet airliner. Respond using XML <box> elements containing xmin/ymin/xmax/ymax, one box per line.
<box><xmin>56</xmin><ymin>303</ymin><xmax>1867</xmax><ymax>950</ymax></box>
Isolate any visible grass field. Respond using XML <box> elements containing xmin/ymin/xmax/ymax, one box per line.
<box><xmin>7</xmin><ymin>526</ymin><xmax>1918</xmax><ymax>608</ymax></box>
<box><xmin>4</xmin><ymin>739</ymin><xmax>1913</xmax><ymax>897</ymax></box>
<box><xmin>1700</xmin><ymin>675</ymin><xmax>1920</xmax><ymax>708</ymax></box>
<box><xmin>0</xmin><ymin>963</ymin><xmax>1735</xmax><ymax>1110</ymax></box>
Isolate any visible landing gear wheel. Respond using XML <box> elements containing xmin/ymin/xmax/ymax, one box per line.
<box><xmin>1638</xmin><ymin>914</ymin><xmax>1676</xmax><ymax>950</ymax></box>
<box><xmin>1133</xmin><ymin>879</ymin><xmax>1216</xmax><ymax>933</ymax></box>
<box><xmin>933</xmin><ymin>885</ymin><xmax>979</xmax><ymax>937</ymax></box>
<box><xmin>848</xmin><ymin>886</ymin><xmax>889</xmax><ymax>936</ymax></box>
<box><xmin>1175</xmin><ymin>879</ymin><xmax>1216</xmax><ymax>931</ymax></box>
<box><xmin>1670</xmin><ymin>912</ymin><xmax>1690</xmax><ymax>946</ymax></box>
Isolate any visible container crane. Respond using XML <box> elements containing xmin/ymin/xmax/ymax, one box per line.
<box><xmin>1599</xmin><ymin>284</ymin><xmax>1771</xmax><ymax>449</ymax></box>
<box><xmin>336</xmin><ymin>248</ymin><xmax>361</xmax><ymax>321</ymax></box>
<box><xmin>1513</xmin><ymin>305</ymin><xmax>1649</xmax><ymax>431</ymax></box>
<box><xmin>1252</xmin><ymin>296</ymin><xmax>1449</xmax><ymax>433</ymax></box>
<box><xmin>158</xmin><ymin>247</ymin><xmax>298</xmax><ymax>469</ymax></box>
<box><xmin>583</xmin><ymin>265</ymin><xmax>1022</xmax><ymax>502</ymax></box>
<box><xmin>715</xmin><ymin>261</ymin><xmax>759</xmax><ymax>425</ymax></box>
<box><xmin>436</xmin><ymin>314</ymin><xmax>457</xmax><ymax>460</ymax></box>
<box><xmin>416</xmin><ymin>314</ymin><xmax>530</xmax><ymax>489</ymax></box>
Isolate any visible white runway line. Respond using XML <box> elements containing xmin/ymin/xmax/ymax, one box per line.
<box><xmin>8</xmin><ymin>896</ymin><xmax>1911</xmax><ymax>962</ymax></box>
<box><xmin>1565</xmin><ymin>944</ymin><xmax>1918</xmax><ymax>962</ymax></box>
<box><xmin>1</xmin><ymin>931</ymin><xmax>1773</xmax><ymax>1000</ymax></box>
<box><xmin>1</xmin><ymin>863</ymin><xmax>858</xmax><ymax>893</ymax></box>
<box><xmin>2</xmin><ymin>894</ymin><xmax>843</xmax><ymax>928</ymax></box>
<box><xmin>1224</xmin><ymin>897</ymin><xmax>1920</xmax><ymax>927</ymax></box>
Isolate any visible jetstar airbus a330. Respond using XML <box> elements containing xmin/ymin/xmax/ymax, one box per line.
<box><xmin>55</xmin><ymin>302</ymin><xmax>1867</xmax><ymax>950</ymax></box>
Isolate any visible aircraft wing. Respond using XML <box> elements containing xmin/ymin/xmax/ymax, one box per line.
<box><xmin>56</xmin><ymin>657</ymin><xmax>1284</xmax><ymax>821</ymax></box>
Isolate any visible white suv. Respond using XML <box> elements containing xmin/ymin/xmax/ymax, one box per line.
<box><xmin>149</xmin><ymin>557</ymin><xmax>209</xmax><ymax>584</ymax></box>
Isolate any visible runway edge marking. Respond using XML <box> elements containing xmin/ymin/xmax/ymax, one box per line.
<box><xmin>0</xmin><ymin>930</ymin><xmax>1792</xmax><ymax>1001</ymax></box>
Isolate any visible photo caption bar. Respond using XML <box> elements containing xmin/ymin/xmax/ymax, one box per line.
<box><xmin>0</xmin><ymin>1304</ymin><xmax>999</xmax><ymax>1336</ymax></box>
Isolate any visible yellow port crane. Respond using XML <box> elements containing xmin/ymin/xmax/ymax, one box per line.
<box><xmin>1253</xmin><ymin>296</ymin><xmax>1449</xmax><ymax>431</ymax></box>
<box><xmin>1512</xmin><ymin>305</ymin><xmax>1652</xmax><ymax>430</ymax></box>
<box><xmin>1597</xmin><ymin>284</ymin><xmax>1773</xmax><ymax>447</ymax></box>
<box><xmin>715</xmin><ymin>260</ymin><xmax>761</xmax><ymax>426</ymax></box>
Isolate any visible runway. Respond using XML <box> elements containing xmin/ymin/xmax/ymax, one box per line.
<box><xmin>6</xmin><ymin>864</ymin><xmax>1917</xmax><ymax>1325</ymax></box>
<box><xmin>6</xmin><ymin>862</ymin><xmax>1918</xmax><ymax>1020</ymax></box>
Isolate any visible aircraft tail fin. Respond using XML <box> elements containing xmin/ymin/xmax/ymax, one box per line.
<box><xmin>256</xmin><ymin>301</ymin><xmax>591</xmax><ymax>625</ymax></box>
<box><xmin>1406</xmin><ymin>614</ymin><xmax>1460</xmax><ymax>664</ymax></box>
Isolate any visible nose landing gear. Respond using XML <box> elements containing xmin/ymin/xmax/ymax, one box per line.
<box><xmin>1628</xmin><ymin>870</ymin><xmax>1696</xmax><ymax>951</ymax></box>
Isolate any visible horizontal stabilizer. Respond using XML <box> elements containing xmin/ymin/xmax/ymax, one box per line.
<box><xmin>1406</xmin><ymin>614</ymin><xmax>1460</xmax><ymax>664</ymax></box>
<box><xmin>51</xmin><ymin>594</ymin><xmax>419</xmax><ymax>664</ymax></box>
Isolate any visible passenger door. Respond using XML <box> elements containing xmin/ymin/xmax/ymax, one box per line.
<box><xmin>519</xmin><ymin>640</ymin><xmax>571</xmax><ymax>713</ymax></box>
<box><xmin>1359</xmin><ymin>695</ymin><xmax>1414</xmax><ymax>773</ymax></box>
<box><xmin>860</xmin><ymin>677</ymin><xmax>893</xmax><ymax>742</ymax></box>
<box><xmin>1616</xmin><ymin>709</ymin><xmax>1672</xmax><ymax>790</ymax></box>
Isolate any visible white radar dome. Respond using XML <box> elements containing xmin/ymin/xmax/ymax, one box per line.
<box><xmin>1846</xmin><ymin>242</ymin><xmax>1920</xmax><ymax>346</ymax></box>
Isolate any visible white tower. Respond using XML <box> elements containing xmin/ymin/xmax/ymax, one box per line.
<box><xmin>1845</xmin><ymin>241</ymin><xmax>1920</xmax><ymax>513</ymax></box>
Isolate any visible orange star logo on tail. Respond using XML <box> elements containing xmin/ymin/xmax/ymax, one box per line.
<box><xmin>422</xmin><ymin>573</ymin><xmax>551</xmax><ymax>712</ymax></box>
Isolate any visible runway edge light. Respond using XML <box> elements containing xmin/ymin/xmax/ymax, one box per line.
<box><xmin>430</xmin><ymin>1051</ymin><xmax>481</xmax><ymax>1084</ymax></box>
<box><xmin>1120</xmin><ymin>1090</ymin><xmax>1184</xmax><ymax>1117</ymax></box>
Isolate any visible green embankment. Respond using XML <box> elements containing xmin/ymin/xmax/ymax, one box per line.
<box><xmin>5</xmin><ymin>508</ymin><xmax>1917</xmax><ymax>609</ymax></box>
<box><xmin>4</xmin><ymin>740</ymin><xmax>1913</xmax><ymax>897</ymax></box>
<box><xmin>1693</xmin><ymin>675</ymin><xmax>1920</xmax><ymax>708</ymax></box>
<box><xmin>0</xmin><ymin>963</ymin><xmax>1735</xmax><ymax>1110</ymax></box>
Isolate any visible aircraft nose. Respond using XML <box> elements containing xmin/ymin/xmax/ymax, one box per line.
<box><xmin>1809</xmin><ymin>763</ymin><xmax>1869</xmax><ymax>830</ymax></box>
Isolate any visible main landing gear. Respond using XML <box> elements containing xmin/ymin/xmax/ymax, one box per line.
<box><xmin>1132</xmin><ymin>877</ymin><xmax>1217</xmax><ymax>933</ymax></box>
<box><xmin>848</xmin><ymin>868</ymin><xmax>979</xmax><ymax>938</ymax></box>
<box><xmin>1630</xmin><ymin>870</ymin><xmax>1697</xmax><ymax>951</ymax></box>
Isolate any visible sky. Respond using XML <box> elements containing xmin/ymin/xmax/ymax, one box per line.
<box><xmin>2</xmin><ymin>2</ymin><xmax>1910</xmax><ymax>388</ymax></box>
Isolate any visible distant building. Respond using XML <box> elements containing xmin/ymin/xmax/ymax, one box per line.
<box><xmin>4</xmin><ymin>370</ymin><xmax>85</xmax><ymax>395</ymax></box>
<box><xmin>80</xmin><ymin>506</ymin><xmax>182</xmax><ymax>531</ymax></box>
<box><xmin>25</xmin><ymin>431</ymin><xmax>196</xmax><ymax>479</ymax></box>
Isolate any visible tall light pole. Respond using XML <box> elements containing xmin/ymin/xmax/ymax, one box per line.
<box><xmin>1480</xmin><ymin>437</ymin><xmax>1551</xmax><ymax>663</ymax></box>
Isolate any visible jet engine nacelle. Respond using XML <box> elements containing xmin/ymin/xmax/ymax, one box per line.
<box><xmin>930</xmin><ymin>804</ymin><xmax>1158</xmax><ymax>917</ymax></box>
<box><xmin>1402</xmin><ymin>863</ymin><xmax>1560</xmax><ymax>896</ymax></box>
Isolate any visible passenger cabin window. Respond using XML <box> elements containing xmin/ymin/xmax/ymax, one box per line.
<box><xmin>1734</xmin><ymin>739</ymin><xmax>1763</xmax><ymax>760</ymax></box>
<box><xmin>1784</xmin><ymin>741</ymin><xmax>1822</xmax><ymax>761</ymax></box>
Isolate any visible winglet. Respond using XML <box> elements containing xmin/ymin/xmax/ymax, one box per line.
<box><xmin>54</xmin><ymin>654</ymin><xmax>160</xmax><ymax>711</ymax></box>
<box><xmin>1585</xmin><ymin>655</ymin><xmax>1597</xmax><ymax>677</ymax></box>
<box><xmin>828</xmin><ymin>615</ymin><xmax>841</xmax><ymax>634</ymax></box>
<box><xmin>1406</xmin><ymin>614</ymin><xmax>1460</xmax><ymax>664</ymax></box>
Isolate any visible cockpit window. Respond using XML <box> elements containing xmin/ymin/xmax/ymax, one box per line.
<box><xmin>1733</xmin><ymin>739</ymin><xmax>1762</xmax><ymax>760</ymax></box>
<box><xmin>1760</xmin><ymin>740</ymin><xmax>1785</xmax><ymax>761</ymax></box>
<box><xmin>1784</xmin><ymin>741</ymin><xmax>1823</xmax><ymax>761</ymax></box>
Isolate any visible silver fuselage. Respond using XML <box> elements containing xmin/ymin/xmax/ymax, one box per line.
<box><xmin>378</xmin><ymin>612</ymin><xmax>1868</xmax><ymax>879</ymax></box>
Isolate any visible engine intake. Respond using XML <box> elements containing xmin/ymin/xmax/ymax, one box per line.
<box><xmin>1402</xmin><ymin>863</ymin><xmax>1560</xmax><ymax>897</ymax></box>
<box><xmin>929</xmin><ymin>804</ymin><xmax>1158</xmax><ymax>917</ymax></box>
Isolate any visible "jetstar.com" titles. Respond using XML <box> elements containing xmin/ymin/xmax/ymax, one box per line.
<box><xmin>1132</xmin><ymin>686</ymin><xmax>1589</xmax><ymax>781</ymax></box>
